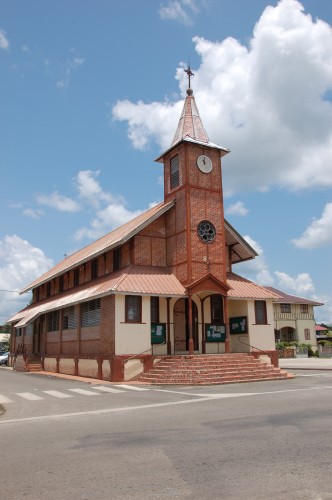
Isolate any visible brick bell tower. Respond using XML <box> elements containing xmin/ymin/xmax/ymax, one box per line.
<box><xmin>155</xmin><ymin>67</ymin><xmax>231</xmax><ymax>354</ymax></box>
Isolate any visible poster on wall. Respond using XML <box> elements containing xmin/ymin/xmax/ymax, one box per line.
<box><xmin>151</xmin><ymin>324</ymin><xmax>166</xmax><ymax>344</ymax></box>
<box><xmin>205</xmin><ymin>324</ymin><xmax>226</xmax><ymax>342</ymax></box>
<box><xmin>230</xmin><ymin>316</ymin><xmax>248</xmax><ymax>334</ymax></box>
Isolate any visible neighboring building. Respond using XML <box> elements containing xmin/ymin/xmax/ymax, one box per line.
<box><xmin>8</xmin><ymin>73</ymin><xmax>283</xmax><ymax>381</ymax></box>
<box><xmin>265</xmin><ymin>287</ymin><xmax>323</xmax><ymax>348</ymax></box>
<box><xmin>315</xmin><ymin>324</ymin><xmax>331</xmax><ymax>341</ymax></box>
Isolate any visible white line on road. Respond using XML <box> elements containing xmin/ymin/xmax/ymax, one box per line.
<box><xmin>43</xmin><ymin>390</ymin><xmax>73</xmax><ymax>399</ymax></box>
<box><xmin>3</xmin><ymin>385</ymin><xmax>332</xmax><ymax>426</ymax></box>
<box><xmin>68</xmin><ymin>388</ymin><xmax>100</xmax><ymax>396</ymax></box>
<box><xmin>0</xmin><ymin>394</ymin><xmax>14</xmax><ymax>404</ymax></box>
<box><xmin>116</xmin><ymin>384</ymin><xmax>150</xmax><ymax>391</ymax></box>
<box><xmin>91</xmin><ymin>386</ymin><xmax>126</xmax><ymax>394</ymax></box>
<box><xmin>16</xmin><ymin>392</ymin><xmax>44</xmax><ymax>401</ymax></box>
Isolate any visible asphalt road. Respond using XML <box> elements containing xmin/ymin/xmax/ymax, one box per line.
<box><xmin>1</xmin><ymin>367</ymin><xmax>332</xmax><ymax>499</ymax></box>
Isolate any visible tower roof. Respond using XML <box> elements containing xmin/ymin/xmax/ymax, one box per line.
<box><xmin>155</xmin><ymin>68</ymin><xmax>230</xmax><ymax>162</ymax></box>
<box><xmin>171</xmin><ymin>88</ymin><xmax>210</xmax><ymax>146</ymax></box>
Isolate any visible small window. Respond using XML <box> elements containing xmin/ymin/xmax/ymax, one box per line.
<box><xmin>210</xmin><ymin>294</ymin><xmax>224</xmax><ymax>325</ymax></box>
<box><xmin>113</xmin><ymin>248</ymin><xmax>122</xmax><ymax>271</ymax></box>
<box><xmin>74</xmin><ymin>268</ymin><xmax>80</xmax><ymax>287</ymax></box>
<box><xmin>91</xmin><ymin>259</ymin><xmax>98</xmax><ymax>280</ymax></box>
<box><xmin>125</xmin><ymin>295</ymin><xmax>142</xmax><ymax>323</ymax></box>
<box><xmin>170</xmin><ymin>155</ymin><xmax>179</xmax><ymax>189</ymax></box>
<box><xmin>59</xmin><ymin>276</ymin><xmax>64</xmax><ymax>293</ymax></box>
<box><xmin>300</xmin><ymin>304</ymin><xmax>308</xmax><ymax>313</ymax></box>
<box><xmin>255</xmin><ymin>300</ymin><xmax>267</xmax><ymax>325</ymax></box>
<box><xmin>281</xmin><ymin>303</ymin><xmax>291</xmax><ymax>313</ymax></box>
<box><xmin>151</xmin><ymin>297</ymin><xmax>159</xmax><ymax>324</ymax></box>
<box><xmin>304</xmin><ymin>328</ymin><xmax>310</xmax><ymax>340</ymax></box>
<box><xmin>46</xmin><ymin>282</ymin><xmax>51</xmax><ymax>297</ymax></box>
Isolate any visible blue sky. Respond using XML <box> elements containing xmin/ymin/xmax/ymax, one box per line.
<box><xmin>1</xmin><ymin>0</ymin><xmax>332</xmax><ymax>324</ymax></box>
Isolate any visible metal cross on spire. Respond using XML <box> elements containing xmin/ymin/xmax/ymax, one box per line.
<box><xmin>184</xmin><ymin>65</ymin><xmax>194</xmax><ymax>89</ymax></box>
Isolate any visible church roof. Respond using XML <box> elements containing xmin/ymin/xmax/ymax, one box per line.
<box><xmin>227</xmin><ymin>273</ymin><xmax>282</xmax><ymax>300</ymax></box>
<box><xmin>20</xmin><ymin>201</ymin><xmax>175</xmax><ymax>294</ymax></box>
<box><xmin>9</xmin><ymin>266</ymin><xmax>187</xmax><ymax>326</ymax></box>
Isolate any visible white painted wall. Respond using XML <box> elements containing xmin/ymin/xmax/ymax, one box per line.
<box><xmin>115</xmin><ymin>295</ymin><xmax>151</xmax><ymax>355</ymax></box>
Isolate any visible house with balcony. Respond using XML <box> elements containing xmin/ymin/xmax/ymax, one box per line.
<box><xmin>265</xmin><ymin>287</ymin><xmax>323</xmax><ymax>348</ymax></box>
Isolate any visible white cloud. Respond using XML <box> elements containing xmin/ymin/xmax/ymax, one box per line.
<box><xmin>274</xmin><ymin>271</ymin><xmax>315</xmax><ymax>295</ymax></box>
<box><xmin>75</xmin><ymin>170</ymin><xmax>112</xmax><ymax>208</ymax></box>
<box><xmin>22</xmin><ymin>208</ymin><xmax>44</xmax><ymax>219</ymax></box>
<box><xmin>0</xmin><ymin>29</ymin><xmax>9</xmax><ymax>50</ymax></box>
<box><xmin>54</xmin><ymin>50</ymin><xmax>85</xmax><ymax>89</ymax></box>
<box><xmin>0</xmin><ymin>235</ymin><xmax>53</xmax><ymax>322</ymax></box>
<box><xmin>36</xmin><ymin>191</ymin><xmax>81</xmax><ymax>212</ymax></box>
<box><xmin>159</xmin><ymin>0</ymin><xmax>200</xmax><ymax>25</ymax></box>
<box><xmin>225</xmin><ymin>201</ymin><xmax>248</xmax><ymax>216</ymax></box>
<box><xmin>292</xmin><ymin>202</ymin><xmax>332</xmax><ymax>249</ymax></box>
<box><xmin>73</xmin><ymin>170</ymin><xmax>143</xmax><ymax>241</ymax></box>
<box><xmin>113</xmin><ymin>0</ymin><xmax>332</xmax><ymax>194</ymax></box>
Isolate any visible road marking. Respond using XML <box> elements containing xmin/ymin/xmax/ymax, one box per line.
<box><xmin>91</xmin><ymin>386</ymin><xmax>126</xmax><ymax>394</ymax></box>
<box><xmin>43</xmin><ymin>390</ymin><xmax>73</xmax><ymax>399</ymax></box>
<box><xmin>17</xmin><ymin>392</ymin><xmax>44</xmax><ymax>401</ymax></box>
<box><xmin>2</xmin><ymin>385</ymin><xmax>332</xmax><ymax>425</ymax></box>
<box><xmin>117</xmin><ymin>384</ymin><xmax>149</xmax><ymax>391</ymax></box>
<box><xmin>68</xmin><ymin>388</ymin><xmax>100</xmax><ymax>396</ymax></box>
<box><xmin>0</xmin><ymin>394</ymin><xmax>14</xmax><ymax>404</ymax></box>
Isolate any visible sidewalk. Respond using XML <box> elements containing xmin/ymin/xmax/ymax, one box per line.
<box><xmin>279</xmin><ymin>357</ymin><xmax>332</xmax><ymax>371</ymax></box>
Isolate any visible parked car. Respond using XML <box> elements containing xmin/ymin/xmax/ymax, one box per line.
<box><xmin>0</xmin><ymin>352</ymin><xmax>9</xmax><ymax>366</ymax></box>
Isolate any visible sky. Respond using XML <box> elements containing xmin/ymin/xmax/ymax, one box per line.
<box><xmin>1</xmin><ymin>0</ymin><xmax>332</xmax><ymax>325</ymax></box>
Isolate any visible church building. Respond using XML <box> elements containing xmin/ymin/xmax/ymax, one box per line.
<box><xmin>8</xmin><ymin>70</ymin><xmax>284</xmax><ymax>382</ymax></box>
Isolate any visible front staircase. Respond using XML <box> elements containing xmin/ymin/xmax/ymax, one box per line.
<box><xmin>136</xmin><ymin>354</ymin><xmax>294</xmax><ymax>385</ymax></box>
<box><xmin>26</xmin><ymin>356</ymin><xmax>43</xmax><ymax>373</ymax></box>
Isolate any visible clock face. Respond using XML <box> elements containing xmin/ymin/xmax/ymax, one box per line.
<box><xmin>197</xmin><ymin>155</ymin><xmax>212</xmax><ymax>173</ymax></box>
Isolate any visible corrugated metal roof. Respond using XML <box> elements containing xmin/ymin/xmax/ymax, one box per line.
<box><xmin>265</xmin><ymin>287</ymin><xmax>324</xmax><ymax>306</ymax></box>
<box><xmin>20</xmin><ymin>201</ymin><xmax>175</xmax><ymax>294</ymax></box>
<box><xmin>10</xmin><ymin>266</ymin><xmax>186</xmax><ymax>327</ymax></box>
<box><xmin>227</xmin><ymin>272</ymin><xmax>282</xmax><ymax>300</ymax></box>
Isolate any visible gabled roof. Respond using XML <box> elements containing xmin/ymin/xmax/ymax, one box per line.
<box><xmin>20</xmin><ymin>201</ymin><xmax>175</xmax><ymax>294</ymax></box>
<box><xmin>265</xmin><ymin>287</ymin><xmax>323</xmax><ymax>306</ymax></box>
<box><xmin>227</xmin><ymin>273</ymin><xmax>282</xmax><ymax>300</ymax></box>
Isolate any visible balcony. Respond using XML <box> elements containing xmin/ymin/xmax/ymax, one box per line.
<box><xmin>274</xmin><ymin>312</ymin><xmax>314</xmax><ymax>321</ymax></box>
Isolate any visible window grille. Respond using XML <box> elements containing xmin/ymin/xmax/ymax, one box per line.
<box><xmin>304</xmin><ymin>328</ymin><xmax>310</xmax><ymax>340</ymax></box>
<box><xmin>300</xmin><ymin>304</ymin><xmax>309</xmax><ymax>313</ymax></box>
<box><xmin>281</xmin><ymin>303</ymin><xmax>291</xmax><ymax>313</ymax></box>
<box><xmin>81</xmin><ymin>299</ymin><xmax>101</xmax><ymax>327</ymax></box>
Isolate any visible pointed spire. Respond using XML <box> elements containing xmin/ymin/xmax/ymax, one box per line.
<box><xmin>171</xmin><ymin>66</ymin><xmax>209</xmax><ymax>146</ymax></box>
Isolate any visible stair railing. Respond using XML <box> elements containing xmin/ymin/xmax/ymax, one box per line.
<box><xmin>123</xmin><ymin>340</ymin><xmax>166</xmax><ymax>365</ymax></box>
<box><xmin>238</xmin><ymin>335</ymin><xmax>269</xmax><ymax>354</ymax></box>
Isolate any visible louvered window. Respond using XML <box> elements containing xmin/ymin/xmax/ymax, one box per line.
<box><xmin>63</xmin><ymin>306</ymin><xmax>77</xmax><ymax>330</ymax></box>
<box><xmin>74</xmin><ymin>268</ymin><xmax>80</xmax><ymax>286</ymax></box>
<box><xmin>47</xmin><ymin>311</ymin><xmax>59</xmax><ymax>332</ymax></box>
<box><xmin>170</xmin><ymin>155</ymin><xmax>179</xmax><ymax>189</ymax></box>
<box><xmin>81</xmin><ymin>299</ymin><xmax>101</xmax><ymax>327</ymax></box>
<box><xmin>113</xmin><ymin>248</ymin><xmax>121</xmax><ymax>271</ymax></box>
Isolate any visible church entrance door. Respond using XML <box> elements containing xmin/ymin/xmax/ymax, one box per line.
<box><xmin>174</xmin><ymin>298</ymin><xmax>198</xmax><ymax>353</ymax></box>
